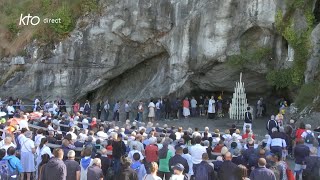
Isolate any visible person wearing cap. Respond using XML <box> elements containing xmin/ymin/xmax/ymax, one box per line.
<box><xmin>169</xmin><ymin>163</ymin><xmax>185</xmax><ymax>180</ymax></box>
<box><xmin>169</xmin><ymin>146</ymin><xmax>189</xmax><ymax>175</ymax></box>
<box><xmin>266</xmin><ymin>115</ymin><xmax>278</xmax><ymax>135</ymax></box>
<box><xmin>64</xmin><ymin>150</ymin><xmax>81</xmax><ymax>180</ymax></box>
<box><xmin>193</xmin><ymin>153</ymin><xmax>214</xmax><ymax>180</ymax></box>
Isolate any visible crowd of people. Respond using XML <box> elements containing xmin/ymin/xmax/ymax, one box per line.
<box><xmin>0</xmin><ymin>96</ymin><xmax>319</xmax><ymax>180</ymax></box>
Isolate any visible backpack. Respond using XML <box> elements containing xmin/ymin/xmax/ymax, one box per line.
<box><xmin>305</xmin><ymin>132</ymin><xmax>315</xmax><ymax>144</ymax></box>
<box><xmin>194</xmin><ymin>163</ymin><xmax>209</xmax><ymax>180</ymax></box>
<box><xmin>270</xmin><ymin>166</ymin><xmax>280</xmax><ymax>180</ymax></box>
<box><xmin>286</xmin><ymin>168</ymin><xmax>295</xmax><ymax>180</ymax></box>
<box><xmin>0</xmin><ymin>159</ymin><xmax>18</xmax><ymax>180</ymax></box>
<box><xmin>248</xmin><ymin>152</ymin><xmax>259</xmax><ymax>168</ymax></box>
<box><xmin>106</xmin><ymin>166</ymin><xmax>114</xmax><ymax>180</ymax></box>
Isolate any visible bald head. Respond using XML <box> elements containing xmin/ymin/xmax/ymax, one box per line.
<box><xmin>224</xmin><ymin>152</ymin><xmax>232</xmax><ymax>160</ymax></box>
<box><xmin>258</xmin><ymin>158</ymin><xmax>267</xmax><ymax>167</ymax></box>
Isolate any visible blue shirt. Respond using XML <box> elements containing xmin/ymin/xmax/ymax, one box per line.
<box><xmin>3</xmin><ymin>155</ymin><xmax>23</xmax><ymax>173</ymax></box>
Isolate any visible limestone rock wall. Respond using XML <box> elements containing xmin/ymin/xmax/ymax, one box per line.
<box><xmin>0</xmin><ymin>0</ymin><xmax>299</xmax><ymax>104</ymax></box>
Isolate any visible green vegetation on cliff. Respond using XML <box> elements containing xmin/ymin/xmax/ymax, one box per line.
<box><xmin>0</xmin><ymin>0</ymin><xmax>99</xmax><ymax>57</ymax></box>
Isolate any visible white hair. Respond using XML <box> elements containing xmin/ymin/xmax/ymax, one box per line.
<box><xmin>204</xmin><ymin>127</ymin><xmax>209</xmax><ymax>131</ymax></box>
<box><xmin>305</xmin><ymin>124</ymin><xmax>311</xmax><ymax>130</ymax></box>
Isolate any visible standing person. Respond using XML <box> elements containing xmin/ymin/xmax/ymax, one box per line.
<box><xmin>294</xmin><ymin>139</ymin><xmax>310</xmax><ymax>180</ymax></box>
<box><xmin>193</xmin><ymin>153</ymin><xmax>214</xmax><ymax>180</ymax></box>
<box><xmin>164</xmin><ymin>98</ymin><xmax>171</xmax><ymax>120</ymax></box>
<box><xmin>175</xmin><ymin>98</ymin><xmax>182</xmax><ymax>119</ymax></box>
<box><xmin>38</xmin><ymin>154</ymin><xmax>50</xmax><ymax>180</ymax></box>
<box><xmin>64</xmin><ymin>150</ymin><xmax>80</xmax><ymax>180</ymax></box>
<box><xmin>83</xmin><ymin>100</ymin><xmax>91</xmax><ymax>116</ymax></box>
<box><xmin>182</xmin><ymin>97</ymin><xmax>190</xmax><ymax>118</ymax></box>
<box><xmin>117</xmin><ymin>157</ymin><xmax>138</xmax><ymax>180</ymax></box>
<box><xmin>301</xmin><ymin>124</ymin><xmax>315</xmax><ymax>149</ymax></box>
<box><xmin>198</xmin><ymin>96</ymin><xmax>204</xmax><ymax>116</ymax></box>
<box><xmin>189</xmin><ymin>136</ymin><xmax>207</xmax><ymax>175</ymax></box>
<box><xmin>103</xmin><ymin>100</ymin><xmax>110</xmax><ymax>121</ymax></box>
<box><xmin>96</xmin><ymin>100</ymin><xmax>103</xmax><ymax>120</ymax></box>
<box><xmin>275</xmin><ymin>111</ymin><xmax>284</xmax><ymax>128</ymax></box>
<box><xmin>218</xmin><ymin>152</ymin><xmax>240</xmax><ymax>180</ymax></box>
<box><xmin>73</xmin><ymin>102</ymin><xmax>80</xmax><ymax>114</ymax></box>
<box><xmin>204</xmin><ymin>96</ymin><xmax>209</xmax><ymax>116</ymax></box>
<box><xmin>113</xmin><ymin>134</ymin><xmax>127</xmax><ymax>175</ymax></box>
<box><xmin>156</xmin><ymin>98</ymin><xmax>162</xmax><ymax>121</ymax></box>
<box><xmin>169</xmin><ymin>164</ymin><xmax>185</xmax><ymax>180</ymax></box>
<box><xmin>80</xmin><ymin>148</ymin><xmax>94</xmax><ymax>180</ymax></box>
<box><xmin>125</xmin><ymin>101</ymin><xmax>131</xmax><ymax>120</ymax></box>
<box><xmin>303</xmin><ymin>147</ymin><xmax>320</xmax><ymax>180</ymax></box>
<box><xmin>137</xmin><ymin>101</ymin><xmax>144</xmax><ymax>122</ymax></box>
<box><xmin>256</xmin><ymin>98</ymin><xmax>263</xmax><ymax>118</ymax></box>
<box><xmin>36</xmin><ymin>138</ymin><xmax>53</xmax><ymax>171</ymax></box>
<box><xmin>190</xmin><ymin>97</ymin><xmax>197</xmax><ymax>117</ymax></box>
<box><xmin>207</xmin><ymin>96</ymin><xmax>216</xmax><ymax>119</ymax></box>
<box><xmin>143</xmin><ymin>162</ymin><xmax>162</xmax><ymax>180</ymax></box>
<box><xmin>130</xmin><ymin>153</ymin><xmax>147</xmax><ymax>180</ymax></box>
<box><xmin>20</xmin><ymin>131</ymin><xmax>36</xmax><ymax>180</ymax></box>
<box><xmin>148</xmin><ymin>100</ymin><xmax>156</xmax><ymax>122</ymax></box>
<box><xmin>169</xmin><ymin>147</ymin><xmax>189</xmax><ymax>175</ymax></box>
<box><xmin>87</xmin><ymin>158</ymin><xmax>104</xmax><ymax>180</ymax></box>
<box><xmin>113</xmin><ymin>101</ymin><xmax>120</xmax><ymax>122</ymax></box>
<box><xmin>243</xmin><ymin>107</ymin><xmax>253</xmax><ymax>134</ymax></box>
<box><xmin>58</xmin><ymin>97</ymin><xmax>67</xmax><ymax>113</ymax></box>
<box><xmin>7</xmin><ymin>101</ymin><xmax>15</xmax><ymax>118</ymax></box>
<box><xmin>250</xmin><ymin>158</ymin><xmax>276</xmax><ymax>180</ymax></box>
<box><xmin>158</xmin><ymin>142</ymin><xmax>174</xmax><ymax>179</ymax></box>
<box><xmin>266</xmin><ymin>115</ymin><xmax>278</xmax><ymax>135</ymax></box>
<box><xmin>42</xmin><ymin>148</ymin><xmax>67</xmax><ymax>180</ymax></box>
<box><xmin>2</xmin><ymin>146</ymin><xmax>23</xmax><ymax>179</ymax></box>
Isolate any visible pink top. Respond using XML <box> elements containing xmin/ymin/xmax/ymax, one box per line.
<box><xmin>183</xmin><ymin>100</ymin><xmax>189</xmax><ymax>108</ymax></box>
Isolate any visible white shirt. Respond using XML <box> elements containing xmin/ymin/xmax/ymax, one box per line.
<box><xmin>143</xmin><ymin>174</ymin><xmax>162</xmax><ymax>180</ymax></box>
<box><xmin>128</xmin><ymin>150</ymin><xmax>144</xmax><ymax>161</ymax></box>
<box><xmin>148</xmin><ymin>102</ymin><xmax>155</xmax><ymax>108</ymax></box>
<box><xmin>36</xmin><ymin>145</ymin><xmax>53</xmax><ymax>166</ymax></box>
<box><xmin>79</xmin><ymin>133</ymin><xmax>88</xmax><ymax>141</ymax></box>
<box><xmin>156</xmin><ymin>101</ymin><xmax>162</xmax><ymax>110</ymax></box>
<box><xmin>21</xmin><ymin>138</ymin><xmax>35</xmax><ymax>153</ymax></box>
<box><xmin>97</xmin><ymin>131</ymin><xmax>108</xmax><ymax>139</ymax></box>
<box><xmin>18</xmin><ymin>120</ymin><xmax>29</xmax><ymax>130</ymax></box>
<box><xmin>192</xmin><ymin>132</ymin><xmax>201</xmax><ymax>138</ymax></box>
<box><xmin>170</xmin><ymin>174</ymin><xmax>185</xmax><ymax>180</ymax></box>
<box><xmin>82</xmin><ymin>118</ymin><xmax>89</xmax><ymax>129</ymax></box>
<box><xmin>267</xmin><ymin>138</ymin><xmax>287</xmax><ymax>148</ymax></box>
<box><xmin>208</xmin><ymin>99</ymin><xmax>216</xmax><ymax>113</ymax></box>
<box><xmin>35</xmin><ymin>134</ymin><xmax>45</xmax><ymax>146</ymax></box>
<box><xmin>7</xmin><ymin>106</ymin><xmax>15</xmax><ymax>115</ymax></box>
<box><xmin>301</xmin><ymin>130</ymin><xmax>314</xmax><ymax>139</ymax></box>
<box><xmin>0</xmin><ymin>143</ymin><xmax>16</xmax><ymax>155</ymax></box>
<box><xmin>182</xmin><ymin>153</ymin><xmax>194</xmax><ymax>175</ymax></box>
<box><xmin>202</xmin><ymin>132</ymin><xmax>212</xmax><ymax>138</ymax></box>
<box><xmin>189</xmin><ymin>144</ymin><xmax>206</xmax><ymax>164</ymax></box>
<box><xmin>66</xmin><ymin>132</ymin><xmax>77</xmax><ymax>141</ymax></box>
<box><xmin>175</xmin><ymin>132</ymin><xmax>183</xmax><ymax>140</ymax></box>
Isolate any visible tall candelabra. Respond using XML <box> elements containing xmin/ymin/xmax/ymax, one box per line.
<box><xmin>229</xmin><ymin>72</ymin><xmax>248</xmax><ymax>121</ymax></box>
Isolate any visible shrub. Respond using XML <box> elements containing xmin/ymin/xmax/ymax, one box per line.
<box><xmin>295</xmin><ymin>82</ymin><xmax>320</xmax><ymax>110</ymax></box>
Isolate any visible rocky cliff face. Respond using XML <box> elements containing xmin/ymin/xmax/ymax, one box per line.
<box><xmin>0</xmin><ymin>0</ymin><xmax>316</xmax><ymax>104</ymax></box>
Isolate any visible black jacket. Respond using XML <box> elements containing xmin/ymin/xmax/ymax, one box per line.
<box><xmin>266</xmin><ymin>120</ymin><xmax>278</xmax><ymax>134</ymax></box>
<box><xmin>244</xmin><ymin>112</ymin><xmax>252</xmax><ymax>123</ymax></box>
<box><xmin>169</xmin><ymin>154</ymin><xmax>189</xmax><ymax>174</ymax></box>
<box><xmin>117</xmin><ymin>167</ymin><xmax>138</xmax><ymax>180</ymax></box>
<box><xmin>218</xmin><ymin>160</ymin><xmax>239</xmax><ymax>180</ymax></box>
<box><xmin>42</xmin><ymin>158</ymin><xmax>67</xmax><ymax>180</ymax></box>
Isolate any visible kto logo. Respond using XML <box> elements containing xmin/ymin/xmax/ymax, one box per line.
<box><xmin>19</xmin><ymin>14</ymin><xmax>40</xmax><ymax>26</ymax></box>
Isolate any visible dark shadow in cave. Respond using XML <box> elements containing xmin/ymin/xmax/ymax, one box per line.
<box><xmin>314</xmin><ymin>0</ymin><xmax>320</xmax><ymax>24</ymax></box>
